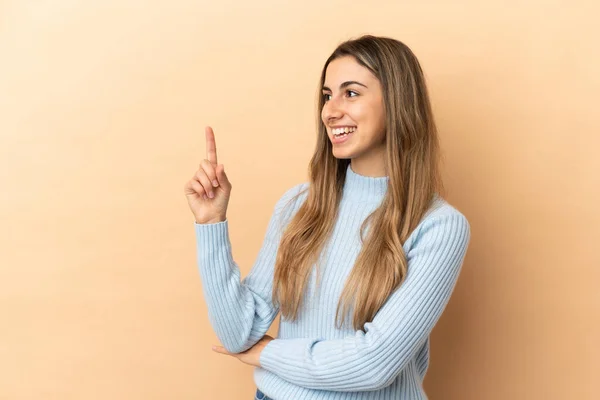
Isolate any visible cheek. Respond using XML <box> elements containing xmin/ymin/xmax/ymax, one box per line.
<box><xmin>370</xmin><ymin>104</ymin><xmax>386</xmax><ymax>133</ymax></box>
<box><xmin>354</xmin><ymin>101</ymin><xmax>381</xmax><ymax>124</ymax></box>
<box><xmin>361</xmin><ymin>105</ymin><xmax>385</xmax><ymax>143</ymax></box>
<box><xmin>356</xmin><ymin>105</ymin><xmax>382</xmax><ymax>131</ymax></box>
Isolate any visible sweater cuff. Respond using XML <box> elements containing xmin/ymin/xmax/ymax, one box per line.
<box><xmin>259</xmin><ymin>337</ymin><xmax>314</xmax><ymax>372</ymax></box>
<box><xmin>194</xmin><ymin>219</ymin><xmax>233</xmax><ymax>267</ymax></box>
<box><xmin>195</xmin><ymin>218</ymin><xmax>229</xmax><ymax>246</ymax></box>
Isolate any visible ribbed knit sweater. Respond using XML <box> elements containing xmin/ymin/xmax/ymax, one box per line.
<box><xmin>194</xmin><ymin>164</ymin><xmax>471</xmax><ymax>399</ymax></box>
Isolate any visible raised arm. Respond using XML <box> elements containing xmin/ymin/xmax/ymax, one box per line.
<box><xmin>195</xmin><ymin>183</ymin><xmax>306</xmax><ymax>353</ymax></box>
<box><xmin>258</xmin><ymin>211</ymin><xmax>471</xmax><ymax>391</ymax></box>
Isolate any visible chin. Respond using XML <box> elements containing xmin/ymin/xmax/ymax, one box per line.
<box><xmin>331</xmin><ymin>149</ymin><xmax>354</xmax><ymax>159</ymax></box>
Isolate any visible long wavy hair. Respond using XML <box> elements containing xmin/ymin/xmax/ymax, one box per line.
<box><xmin>272</xmin><ymin>35</ymin><xmax>445</xmax><ymax>331</ymax></box>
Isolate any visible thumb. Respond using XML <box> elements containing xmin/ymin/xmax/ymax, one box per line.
<box><xmin>216</xmin><ymin>164</ymin><xmax>230</xmax><ymax>188</ymax></box>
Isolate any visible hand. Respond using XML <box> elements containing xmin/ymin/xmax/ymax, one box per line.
<box><xmin>184</xmin><ymin>126</ymin><xmax>232</xmax><ymax>224</ymax></box>
<box><xmin>211</xmin><ymin>335</ymin><xmax>275</xmax><ymax>368</ymax></box>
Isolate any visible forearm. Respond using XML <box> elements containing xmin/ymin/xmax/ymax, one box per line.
<box><xmin>259</xmin><ymin>331</ymin><xmax>404</xmax><ymax>391</ymax></box>
<box><xmin>196</xmin><ymin>219</ymin><xmax>278</xmax><ymax>353</ymax></box>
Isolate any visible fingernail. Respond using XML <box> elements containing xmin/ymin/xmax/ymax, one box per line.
<box><xmin>208</xmin><ymin>191</ymin><xmax>214</xmax><ymax>198</ymax></box>
<box><xmin>203</xmin><ymin>194</ymin><xmax>208</xmax><ymax>200</ymax></box>
<box><xmin>212</xmin><ymin>180</ymin><xmax>219</xmax><ymax>187</ymax></box>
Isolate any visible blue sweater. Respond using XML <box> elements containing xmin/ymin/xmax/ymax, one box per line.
<box><xmin>195</xmin><ymin>164</ymin><xmax>471</xmax><ymax>399</ymax></box>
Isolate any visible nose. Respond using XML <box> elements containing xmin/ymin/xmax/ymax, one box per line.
<box><xmin>322</xmin><ymin>95</ymin><xmax>344</xmax><ymax>123</ymax></box>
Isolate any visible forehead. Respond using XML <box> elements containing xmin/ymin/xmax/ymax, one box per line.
<box><xmin>324</xmin><ymin>56</ymin><xmax>376</xmax><ymax>87</ymax></box>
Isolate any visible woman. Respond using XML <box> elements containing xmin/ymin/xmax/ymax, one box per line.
<box><xmin>184</xmin><ymin>35</ymin><xmax>471</xmax><ymax>400</ymax></box>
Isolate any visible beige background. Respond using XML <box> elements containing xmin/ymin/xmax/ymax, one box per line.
<box><xmin>1</xmin><ymin>1</ymin><xmax>598</xmax><ymax>399</ymax></box>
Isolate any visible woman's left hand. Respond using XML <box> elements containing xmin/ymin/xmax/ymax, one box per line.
<box><xmin>212</xmin><ymin>335</ymin><xmax>274</xmax><ymax>367</ymax></box>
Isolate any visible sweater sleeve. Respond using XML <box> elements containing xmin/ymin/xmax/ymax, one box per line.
<box><xmin>194</xmin><ymin>184</ymin><xmax>305</xmax><ymax>354</ymax></box>
<box><xmin>258</xmin><ymin>211</ymin><xmax>471</xmax><ymax>392</ymax></box>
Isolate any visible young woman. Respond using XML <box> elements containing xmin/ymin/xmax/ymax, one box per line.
<box><xmin>184</xmin><ymin>35</ymin><xmax>471</xmax><ymax>400</ymax></box>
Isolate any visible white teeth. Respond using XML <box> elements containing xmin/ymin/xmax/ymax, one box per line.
<box><xmin>333</xmin><ymin>127</ymin><xmax>356</xmax><ymax>135</ymax></box>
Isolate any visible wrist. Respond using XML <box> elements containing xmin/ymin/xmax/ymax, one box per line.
<box><xmin>195</xmin><ymin>215</ymin><xmax>226</xmax><ymax>224</ymax></box>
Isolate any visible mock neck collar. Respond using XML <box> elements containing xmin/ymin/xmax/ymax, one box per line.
<box><xmin>342</xmin><ymin>163</ymin><xmax>389</xmax><ymax>203</ymax></box>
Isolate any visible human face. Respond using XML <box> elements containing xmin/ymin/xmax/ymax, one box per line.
<box><xmin>321</xmin><ymin>56</ymin><xmax>387</xmax><ymax>177</ymax></box>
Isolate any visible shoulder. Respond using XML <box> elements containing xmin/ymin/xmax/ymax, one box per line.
<box><xmin>270</xmin><ymin>182</ymin><xmax>310</xmax><ymax>225</ymax></box>
<box><xmin>274</xmin><ymin>182</ymin><xmax>310</xmax><ymax>211</ymax></box>
<box><xmin>406</xmin><ymin>194</ymin><xmax>471</xmax><ymax>252</ymax></box>
<box><xmin>424</xmin><ymin>194</ymin><xmax>469</xmax><ymax>227</ymax></box>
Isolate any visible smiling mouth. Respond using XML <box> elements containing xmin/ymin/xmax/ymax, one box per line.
<box><xmin>332</xmin><ymin>126</ymin><xmax>357</xmax><ymax>138</ymax></box>
<box><xmin>330</xmin><ymin>129</ymin><xmax>355</xmax><ymax>145</ymax></box>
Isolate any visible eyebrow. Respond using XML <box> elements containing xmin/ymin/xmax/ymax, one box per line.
<box><xmin>322</xmin><ymin>81</ymin><xmax>368</xmax><ymax>91</ymax></box>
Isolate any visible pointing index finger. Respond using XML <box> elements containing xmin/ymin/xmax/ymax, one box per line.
<box><xmin>205</xmin><ymin>126</ymin><xmax>218</xmax><ymax>165</ymax></box>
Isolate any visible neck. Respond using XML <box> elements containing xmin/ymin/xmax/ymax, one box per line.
<box><xmin>350</xmin><ymin>149</ymin><xmax>387</xmax><ymax>177</ymax></box>
<box><xmin>342</xmin><ymin>163</ymin><xmax>389</xmax><ymax>203</ymax></box>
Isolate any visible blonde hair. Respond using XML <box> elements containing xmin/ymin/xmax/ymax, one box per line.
<box><xmin>272</xmin><ymin>35</ymin><xmax>445</xmax><ymax>330</ymax></box>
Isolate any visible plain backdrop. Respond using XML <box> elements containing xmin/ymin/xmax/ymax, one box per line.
<box><xmin>0</xmin><ymin>1</ymin><xmax>598</xmax><ymax>399</ymax></box>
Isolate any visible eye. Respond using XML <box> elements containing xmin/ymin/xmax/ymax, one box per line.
<box><xmin>322</xmin><ymin>90</ymin><xmax>359</xmax><ymax>102</ymax></box>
